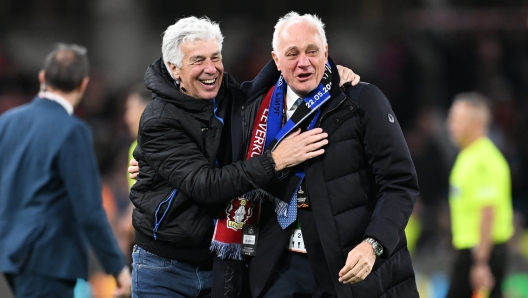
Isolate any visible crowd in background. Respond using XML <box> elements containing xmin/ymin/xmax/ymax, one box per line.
<box><xmin>2</xmin><ymin>0</ymin><xmax>528</xmax><ymax>296</ymax></box>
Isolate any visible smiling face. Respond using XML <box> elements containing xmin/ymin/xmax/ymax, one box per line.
<box><xmin>272</xmin><ymin>21</ymin><xmax>328</xmax><ymax>97</ymax></box>
<box><xmin>169</xmin><ymin>39</ymin><xmax>224</xmax><ymax>100</ymax></box>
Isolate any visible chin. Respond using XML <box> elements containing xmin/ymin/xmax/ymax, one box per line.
<box><xmin>199</xmin><ymin>92</ymin><xmax>218</xmax><ymax>100</ymax></box>
<box><xmin>297</xmin><ymin>84</ymin><xmax>318</xmax><ymax>95</ymax></box>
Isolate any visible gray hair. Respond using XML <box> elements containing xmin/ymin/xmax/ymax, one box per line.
<box><xmin>272</xmin><ymin>11</ymin><xmax>327</xmax><ymax>53</ymax></box>
<box><xmin>162</xmin><ymin>16</ymin><xmax>224</xmax><ymax>79</ymax></box>
<box><xmin>453</xmin><ymin>92</ymin><xmax>492</xmax><ymax>127</ymax></box>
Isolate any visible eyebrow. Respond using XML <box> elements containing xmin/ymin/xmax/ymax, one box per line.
<box><xmin>189</xmin><ymin>51</ymin><xmax>221</xmax><ymax>61</ymax></box>
<box><xmin>285</xmin><ymin>46</ymin><xmax>299</xmax><ymax>52</ymax></box>
<box><xmin>285</xmin><ymin>44</ymin><xmax>319</xmax><ymax>52</ymax></box>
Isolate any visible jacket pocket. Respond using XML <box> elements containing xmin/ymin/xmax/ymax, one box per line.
<box><xmin>152</xmin><ymin>189</ymin><xmax>178</xmax><ymax>240</ymax></box>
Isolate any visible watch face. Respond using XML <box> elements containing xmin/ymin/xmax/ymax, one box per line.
<box><xmin>366</xmin><ymin>238</ymin><xmax>382</xmax><ymax>256</ymax></box>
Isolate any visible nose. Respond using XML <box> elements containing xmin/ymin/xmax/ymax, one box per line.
<box><xmin>297</xmin><ymin>54</ymin><xmax>311</xmax><ymax>68</ymax></box>
<box><xmin>203</xmin><ymin>59</ymin><xmax>217</xmax><ymax>74</ymax></box>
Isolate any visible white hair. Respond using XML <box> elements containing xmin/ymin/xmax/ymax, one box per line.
<box><xmin>272</xmin><ymin>11</ymin><xmax>327</xmax><ymax>53</ymax></box>
<box><xmin>162</xmin><ymin>16</ymin><xmax>224</xmax><ymax>79</ymax></box>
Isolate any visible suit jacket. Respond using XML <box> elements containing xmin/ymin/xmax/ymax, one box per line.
<box><xmin>236</xmin><ymin>59</ymin><xmax>420</xmax><ymax>298</ymax></box>
<box><xmin>0</xmin><ymin>96</ymin><xmax>124</xmax><ymax>280</ymax></box>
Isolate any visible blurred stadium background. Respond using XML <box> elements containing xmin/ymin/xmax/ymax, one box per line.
<box><xmin>1</xmin><ymin>0</ymin><xmax>528</xmax><ymax>297</ymax></box>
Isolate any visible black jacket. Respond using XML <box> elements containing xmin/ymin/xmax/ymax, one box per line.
<box><xmin>130</xmin><ymin>58</ymin><xmax>276</xmax><ymax>264</ymax></box>
<box><xmin>236</xmin><ymin>59</ymin><xmax>420</xmax><ymax>298</ymax></box>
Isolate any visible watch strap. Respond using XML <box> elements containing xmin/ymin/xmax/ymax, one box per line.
<box><xmin>365</xmin><ymin>237</ymin><xmax>383</xmax><ymax>257</ymax></box>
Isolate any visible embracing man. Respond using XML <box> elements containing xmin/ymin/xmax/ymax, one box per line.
<box><xmin>128</xmin><ymin>16</ymin><xmax>357</xmax><ymax>297</ymax></box>
<box><xmin>233</xmin><ymin>12</ymin><xmax>420</xmax><ymax>298</ymax></box>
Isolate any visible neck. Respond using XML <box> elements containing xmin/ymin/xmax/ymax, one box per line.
<box><xmin>460</xmin><ymin>131</ymin><xmax>485</xmax><ymax>149</ymax></box>
<box><xmin>287</xmin><ymin>85</ymin><xmax>302</xmax><ymax>100</ymax></box>
<box><xmin>44</xmin><ymin>88</ymin><xmax>78</xmax><ymax>107</ymax></box>
<box><xmin>291</xmin><ymin>88</ymin><xmax>310</xmax><ymax>98</ymax></box>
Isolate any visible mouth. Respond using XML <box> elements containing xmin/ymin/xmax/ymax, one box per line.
<box><xmin>199</xmin><ymin>78</ymin><xmax>217</xmax><ymax>86</ymax></box>
<box><xmin>296</xmin><ymin>73</ymin><xmax>313</xmax><ymax>82</ymax></box>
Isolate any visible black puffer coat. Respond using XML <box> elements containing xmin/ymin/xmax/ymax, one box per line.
<box><xmin>130</xmin><ymin>58</ymin><xmax>276</xmax><ymax>264</ymax></box>
<box><xmin>237</xmin><ymin>59</ymin><xmax>420</xmax><ymax>297</ymax></box>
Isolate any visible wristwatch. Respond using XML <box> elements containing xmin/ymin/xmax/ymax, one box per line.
<box><xmin>364</xmin><ymin>237</ymin><xmax>383</xmax><ymax>257</ymax></box>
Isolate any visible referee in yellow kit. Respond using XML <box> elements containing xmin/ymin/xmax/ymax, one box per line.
<box><xmin>446</xmin><ymin>92</ymin><xmax>514</xmax><ymax>298</ymax></box>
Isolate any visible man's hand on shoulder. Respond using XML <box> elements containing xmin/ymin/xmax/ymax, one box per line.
<box><xmin>338</xmin><ymin>241</ymin><xmax>376</xmax><ymax>284</ymax></box>
<box><xmin>336</xmin><ymin>65</ymin><xmax>360</xmax><ymax>87</ymax></box>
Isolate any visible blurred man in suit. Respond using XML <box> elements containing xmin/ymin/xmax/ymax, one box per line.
<box><xmin>0</xmin><ymin>43</ymin><xmax>131</xmax><ymax>298</ymax></box>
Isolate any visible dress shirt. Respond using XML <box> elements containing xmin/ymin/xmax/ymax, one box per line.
<box><xmin>39</xmin><ymin>91</ymin><xmax>74</xmax><ymax>115</ymax></box>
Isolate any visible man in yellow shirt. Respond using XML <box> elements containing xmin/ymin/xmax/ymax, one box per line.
<box><xmin>446</xmin><ymin>92</ymin><xmax>514</xmax><ymax>298</ymax></box>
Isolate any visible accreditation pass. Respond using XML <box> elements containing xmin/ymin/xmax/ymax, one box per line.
<box><xmin>289</xmin><ymin>228</ymin><xmax>307</xmax><ymax>253</ymax></box>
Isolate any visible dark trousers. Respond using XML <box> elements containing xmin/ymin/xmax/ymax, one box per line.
<box><xmin>447</xmin><ymin>243</ymin><xmax>508</xmax><ymax>298</ymax></box>
<box><xmin>5</xmin><ymin>271</ymin><xmax>76</xmax><ymax>298</ymax></box>
<box><xmin>212</xmin><ymin>257</ymin><xmax>251</xmax><ymax>298</ymax></box>
<box><xmin>261</xmin><ymin>251</ymin><xmax>334</xmax><ymax>298</ymax></box>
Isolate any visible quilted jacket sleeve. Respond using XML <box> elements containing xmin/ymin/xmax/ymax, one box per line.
<box><xmin>356</xmin><ymin>84</ymin><xmax>419</xmax><ymax>256</ymax></box>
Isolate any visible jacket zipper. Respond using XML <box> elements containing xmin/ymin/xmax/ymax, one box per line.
<box><xmin>317</xmin><ymin>96</ymin><xmax>349</xmax><ymax>127</ymax></box>
<box><xmin>153</xmin><ymin>189</ymin><xmax>178</xmax><ymax>240</ymax></box>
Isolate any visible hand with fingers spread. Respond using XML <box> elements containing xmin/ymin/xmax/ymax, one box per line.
<box><xmin>337</xmin><ymin>65</ymin><xmax>361</xmax><ymax>87</ymax></box>
<box><xmin>128</xmin><ymin>158</ymin><xmax>139</xmax><ymax>180</ymax></box>
<box><xmin>338</xmin><ymin>241</ymin><xmax>376</xmax><ymax>284</ymax></box>
<box><xmin>271</xmin><ymin>128</ymin><xmax>328</xmax><ymax>171</ymax></box>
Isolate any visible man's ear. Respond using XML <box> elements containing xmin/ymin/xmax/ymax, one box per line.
<box><xmin>38</xmin><ymin>70</ymin><xmax>45</xmax><ymax>85</ymax></box>
<box><xmin>324</xmin><ymin>44</ymin><xmax>329</xmax><ymax>62</ymax></box>
<box><xmin>271</xmin><ymin>51</ymin><xmax>280</xmax><ymax>71</ymax></box>
<box><xmin>79</xmin><ymin>77</ymin><xmax>90</xmax><ymax>93</ymax></box>
<box><xmin>168</xmin><ymin>63</ymin><xmax>181</xmax><ymax>80</ymax></box>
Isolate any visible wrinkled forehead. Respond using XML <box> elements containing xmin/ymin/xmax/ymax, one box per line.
<box><xmin>180</xmin><ymin>38</ymin><xmax>221</xmax><ymax>57</ymax></box>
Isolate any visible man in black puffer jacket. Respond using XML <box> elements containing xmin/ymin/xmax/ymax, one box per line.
<box><xmin>129</xmin><ymin>16</ymin><xmax>331</xmax><ymax>298</ymax></box>
<box><xmin>236</xmin><ymin>12</ymin><xmax>420</xmax><ymax>298</ymax></box>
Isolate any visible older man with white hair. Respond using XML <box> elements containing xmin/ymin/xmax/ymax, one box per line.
<box><xmin>235</xmin><ymin>12</ymin><xmax>420</xmax><ymax>297</ymax></box>
<box><xmin>128</xmin><ymin>16</ymin><xmax>358</xmax><ymax>297</ymax></box>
